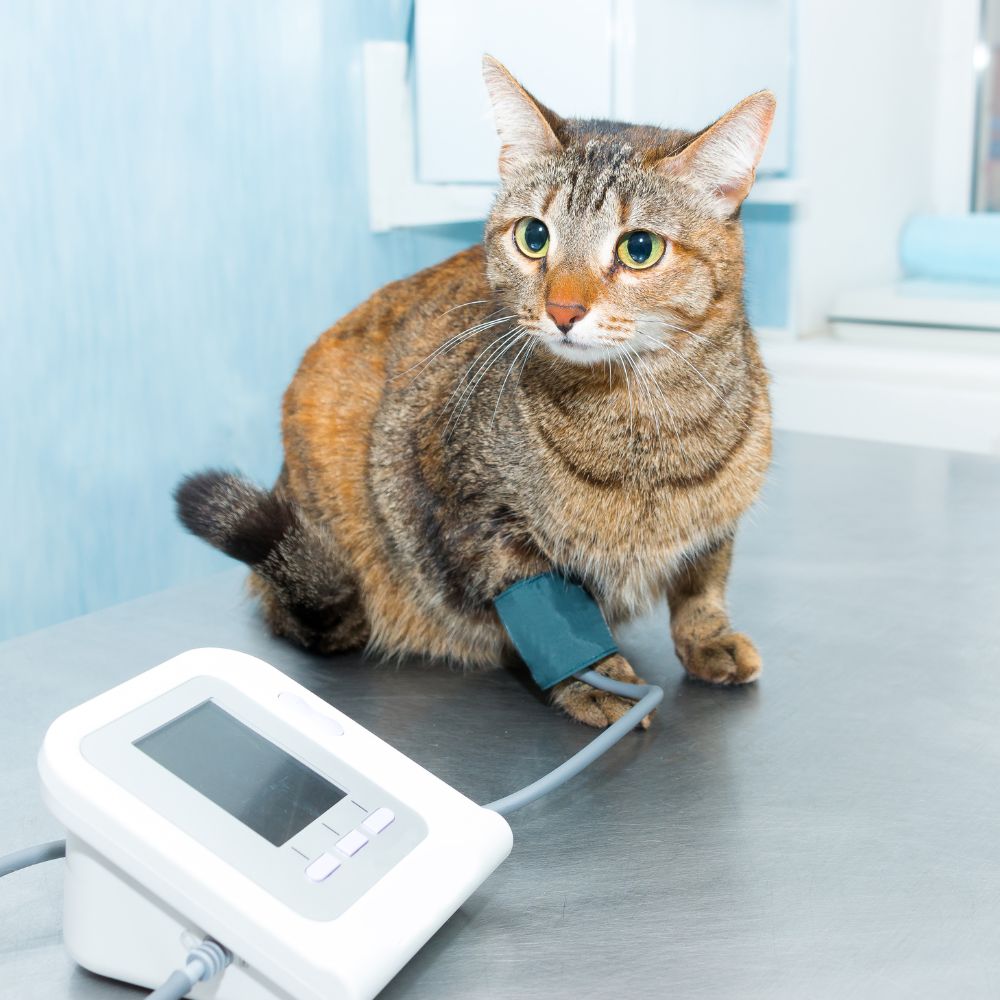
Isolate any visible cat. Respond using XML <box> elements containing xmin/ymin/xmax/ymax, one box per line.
<box><xmin>175</xmin><ymin>56</ymin><xmax>775</xmax><ymax>728</ymax></box>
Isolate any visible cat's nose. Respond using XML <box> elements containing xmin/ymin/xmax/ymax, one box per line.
<box><xmin>546</xmin><ymin>301</ymin><xmax>588</xmax><ymax>334</ymax></box>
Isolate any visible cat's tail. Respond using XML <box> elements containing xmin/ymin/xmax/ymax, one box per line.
<box><xmin>174</xmin><ymin>470</ymin><xmax>296</xmax><ymax>566</ymax></box>
<box><xmin>173</xmin><ymin>470</ymin><xmax>368</xmax><ymax>650</ymax></box>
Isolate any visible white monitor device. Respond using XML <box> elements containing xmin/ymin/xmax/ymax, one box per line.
<box><xmin>38</xmin><ymin>648</ymin><xmax>513</xmax><ymax>1000</ymax></box>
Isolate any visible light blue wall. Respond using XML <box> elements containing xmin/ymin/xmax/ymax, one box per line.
<box><xmin>744</xmin><ymin>204</ymin><xmax>792</xmax><ymax>330</ymax></box>
<box><xmin>0</xmin><ymin>1</ymin><xmax>481</xmax><ymax>640</ymax></box>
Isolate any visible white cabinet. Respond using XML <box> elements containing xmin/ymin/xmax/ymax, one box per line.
<box><xmin>410</xmin><ymin>0</ymin><xmax>791</xmax><ymax>186</ymax></box>
<box><xmin>413</xmin><ymin>0</ymin><xmax>616</xmax><ymax>183</ymax></box>
<box><xmin>626</xmin><ymin>0</ymin><xmax>791</xmax><ymax>173</ymax></box>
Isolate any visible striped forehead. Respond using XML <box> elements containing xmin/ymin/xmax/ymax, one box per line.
<box><xmin>548</xmin><ymin>139</ymin><xmax>637</xmax><ymax>220</ymax></box>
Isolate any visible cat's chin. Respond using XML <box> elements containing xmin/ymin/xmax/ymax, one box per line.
<box><xmin>544</xmin><ymin>339</ymin><xmax>623</xmax><ymax>366</ymax></box>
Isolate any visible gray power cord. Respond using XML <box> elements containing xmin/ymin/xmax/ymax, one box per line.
<box><xmin>0</xmin><ymin>838</ymin><xmax>65</xmax><ymax>877</ymax></box>
<box><xmin>1</xmin><ymin>845</ymin><xmax>231</xmax><ymax>998</ymax></box>
<box><xmin>147</xmin><ymin>939</ymin><xmax>232</xmax><ymax>1000</ymax></box>
<box><xmin>484</xmin><ymin>670</ymin><xmax>664</xmax><ymax>815</ymax></box>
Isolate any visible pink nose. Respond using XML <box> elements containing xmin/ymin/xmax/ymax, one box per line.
<box><xmin>546</xmin><ymin>301</ymin><xmax>588</xmax><ymax>333</ymax></box>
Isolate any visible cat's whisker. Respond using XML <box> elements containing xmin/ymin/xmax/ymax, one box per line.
<box><xmin>443</xmin><ymin>327</ymin><xmax>525</xmax><ymax>428</ymax></box>
<box><xmin>445</xmin><ymin>328</ymin><xmax>527</xmax><ymax>439</ymax></box>
<box><xmin>510</xmin><ymin>337</ymin><xmax>539</xmax><ymax>398</ymax></box>
<box><xmin>649</xmin><ymin>336</ymin><xmax>752</xmax><ymax>432</ymax></box>
<box><xmin>622</xmin><ymin>346</ymin><xmax>661</xmax><ymax>441</ymax></box>
<box><xmin>635</xmin><ymin>319</ymin><xmax>710</xmax><ymax>349</ymax></box>
<box><xmin>437</xmin><ymin>298</ymin><xmax>494</xmax><ymax>318</ymax></box>
<box><xmin>610</xmin><ymin>335</ymin><xmax>687</xmax><ymax>456</ymax></box>
<box><xmin>637</xmin><ymin>314</ymin><xmax>708</xmax><ymax>342</ymax></box>
<box><xmin>393</xmin><ymin>314</ymin><xmax>517</xmax><ymax>384</ymax></box>
<box><xmin>625</xmin><ymin>344</ymin><xmax>691</xmax><ymax>458</ymax></box>
<box><xmin>489</xmin><ymin>332</ymin><xmax>534</xmax><ymax>432</ymax></box>
<box><xmin>514</xmin><ymin>338</ymin><xmax>541</xmax><ymax>394</ymax></box>
<box><xmin>616</xmin><ymin>355</ymin><xmax>636</xmax><ymax>473</ymax></box>
<box><xmin>627</xmin><ymin>349</ymin><xmax>664</xmax><ymax>444</ymax></box>
<box><xmin>440</xmin><ymin>326</ymin><xmax>523</xmax><ymax>420</ymax></box>
<box><xmin>398</xmin><ymin>317</ymin><xmax>512</xmax><ymax>385</ymax></box>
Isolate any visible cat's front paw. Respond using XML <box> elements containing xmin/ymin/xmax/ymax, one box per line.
<box><xmin>677</xmin><ymin>631</ymin><xmax>762</xmax><ymax>685</ymax></box>
<box><xmin>550</xmin><ymin>653</ymin><xmax>655</xmax><ymax>729</ymax></box>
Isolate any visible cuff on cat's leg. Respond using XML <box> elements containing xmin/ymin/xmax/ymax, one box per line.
<box><xmin>493</xmin><ymin>572</ymin><xmax>618</xmax><ymax>690</ymax></box>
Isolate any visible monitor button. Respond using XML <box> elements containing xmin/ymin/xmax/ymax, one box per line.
<box><xmin>277</xmin><ymin>692</ymin><xmax>345</xmax><ymax>740</ymax></box>
<box><xmin>362</xmin><ymin>808</ymin><xmax>395</xmax><ymax>835</ymax></box>
<box><xmin>305</xmin><ymin>853</ymin><xmax>341</xmax><ymax>883</ymax></box>
<box><xmin>336</xmin><ymin>829</ymin><xmax>369</xmax><ymax>857</ymax></box>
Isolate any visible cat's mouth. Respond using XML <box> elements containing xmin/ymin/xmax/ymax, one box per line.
<box><xmin>544</xmin><ymin>333</ymin><xmax>622</xmax><ymax>365</ymax></box>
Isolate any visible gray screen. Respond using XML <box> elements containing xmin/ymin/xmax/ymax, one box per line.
<box><xmin>134</xmin><ymin>700</ymin><xmax>345</xmax><ymax>846</ymax></box>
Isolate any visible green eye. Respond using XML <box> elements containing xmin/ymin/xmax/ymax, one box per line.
<box><xmin>617</xmin><ymin>230</ymin><xmax>666</xmax><ymax>270</ymax></box>
<box><xmin>514</xmin><ymin>217</ymin><xmax>550</xmax><ymax>259</ymax></box>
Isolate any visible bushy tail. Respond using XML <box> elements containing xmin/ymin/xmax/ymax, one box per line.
<box><xmin>174</xmin><ymin>470</ymin><xmax>294</xmax><ymax>567</ymax></box>
<box><xmin>173</xmin><ymin>470</ymin><xmax>368</xmax><ymax>651</ymax></box>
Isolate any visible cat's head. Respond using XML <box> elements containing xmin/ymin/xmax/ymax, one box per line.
<box><xmin>481</xmin><ymin>55</ymin><xmax>775</xmax><ymax>365</ymax></box>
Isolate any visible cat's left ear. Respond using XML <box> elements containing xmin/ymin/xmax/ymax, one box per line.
<box><xmin>482</xmin><ymin>54</ymin><xmax>563</xmax><ymax>180</ymax></box>
<box><xmin>656</xmin><ymin>91</ymin><xmax>776</xmax><ymax>217</ymax></box>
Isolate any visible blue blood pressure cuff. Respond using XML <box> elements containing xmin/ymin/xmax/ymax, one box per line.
<box><xmin>493</xmin><ymin>573</ymin><xmax>618</xmax><ymax>690</ymax></box>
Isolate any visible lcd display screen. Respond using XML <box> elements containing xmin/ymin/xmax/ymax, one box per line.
<box><xmin>135</xmin><ymin>700</ymin><xmax>345</xmax><ymax>846</ymax></box>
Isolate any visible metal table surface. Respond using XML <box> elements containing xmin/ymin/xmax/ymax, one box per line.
<box><xmin>2</xmin><ymin>431</ymin><xmax>999</xmax><ymax>999</ymax></box>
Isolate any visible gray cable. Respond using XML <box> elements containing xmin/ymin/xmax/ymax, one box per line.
<box><xmin>0</xmin><ymin>838</ymin><xmax>66</xmax><ymax>877</ymax></box>
<box><xmin>2</xmin><ymin>840</ymin><xmax>230</xmax><ymax>999</ymax></box>
<box><xmin>147</xmin><ymin>970</ymin><xmax>193</xmax><ymax>1000</ymax></box>
<box><xmin>147</xmin><ymin>939</ymin><xmax>232</xmax><ymax>1000</ymax></box>
<box><xmin>484</xmin><ymin>670</ymin><xmax>663</xmax><ymax>815</ymax></box>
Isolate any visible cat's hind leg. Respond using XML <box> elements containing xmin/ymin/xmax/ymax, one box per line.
<box><xmin>175</xmin><ymin>470</ymin><xmax>370</xmax><ymax>653</ymax></box>
<box><xmin>247</xmin><ymin>568</ymin><xmax>368</xmax><ymax>653</ymax></box>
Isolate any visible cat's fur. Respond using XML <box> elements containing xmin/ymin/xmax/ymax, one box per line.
<box><xmin>176</xmin><ymin>57</ymin><xmax>775</xmax><ymax>727</ymax></box>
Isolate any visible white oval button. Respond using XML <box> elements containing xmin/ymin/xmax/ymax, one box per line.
<box><xmin>278</xmin><ymin>692</ymin><xmax>345</xmax><ymax>739</ymax></box>
<box><xmin>336</xmin><ymin>830</ymin><xmax>369</xmax><ymax>857</ymax></box>
<box><xmin>362</xmin><ymin>808</ymin><xmax>395</xmax><ymax>835</ymax></box>
<box><xmin>305</xmin><ymin>853</ymin><xmax>340</xmax><ymax>882</ymax></box>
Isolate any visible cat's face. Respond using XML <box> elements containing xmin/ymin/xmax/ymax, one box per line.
<box><xmin>481</xmin><ymin>57</ymin><xmax>775</xmax><ymax>366</ymax></box>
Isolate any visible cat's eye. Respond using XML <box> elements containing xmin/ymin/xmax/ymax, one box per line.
<box><xmin>513</xmin><ymin>217</ymin><xmax>550</xmax><ymax>259</ymax></box>
<box><xmin>616</xmin><ymin>231</ymin><xmax>666</xmax><ymax>270</ymax></box>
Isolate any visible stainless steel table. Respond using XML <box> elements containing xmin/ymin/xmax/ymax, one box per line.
<box><xmin>2</xmin><ymin>432</ymin><xmax>999</xmax><ymax>999</ymax></box>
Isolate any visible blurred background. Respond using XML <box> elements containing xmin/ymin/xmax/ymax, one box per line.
<box><xmin>2</xmin><ymin>0</ymin><xmax>999</xmax><ymax>642</ymax></box>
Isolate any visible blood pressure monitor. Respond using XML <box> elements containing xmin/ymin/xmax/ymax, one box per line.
<box><xmin>39</xmin><ymin>648</ymin><xmax>512</xmax><ymax>1000</ymax></box>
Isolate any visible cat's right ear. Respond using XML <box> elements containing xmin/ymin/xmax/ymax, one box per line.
<box><xmin>482</xmin><ymin>55</ymin><xmax>562</xmax><ymax>180</ymax></box>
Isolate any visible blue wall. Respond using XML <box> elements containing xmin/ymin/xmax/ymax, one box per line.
<box><xmin>744</xmin><ymin>204</ymin><xmax>791</xmax><ymax>332</ymax></box>
<box><xmin>0</xmin><ymin>1</ymin><xmax>481</xmax><ymax>640</ymax></box>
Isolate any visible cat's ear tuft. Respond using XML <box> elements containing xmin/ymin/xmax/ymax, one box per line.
<box><xmin>656</xmin><ymin>90</ymin><xmax>776</xmax><ymax>217</ymax></box>
<box><xmin>482</xmin><ymin>54</ymin><xmax>562</xmax><ymax>180</ymax></box>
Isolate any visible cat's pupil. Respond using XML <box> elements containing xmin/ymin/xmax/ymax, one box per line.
<box><xmin>627</xmin><ymin>232</ymin><xmax>653</xmax><ymax>263</ymax></box>
<box><xmin>524</xmin><ymin>219</ymin><xmax>548</xmax><ymax>252</ymax></box>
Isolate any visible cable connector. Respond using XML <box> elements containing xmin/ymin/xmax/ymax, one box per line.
<box><xmin>183</xmin><ymin>939</ymin><xmax>231</xmax><ymax>983</ymax></box>
<box><xmin>148</xmin><ymin>938</ymin><xmax>232</xmax><ymax>1000</ymax></box>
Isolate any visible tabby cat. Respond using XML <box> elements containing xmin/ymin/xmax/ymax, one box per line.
<box><xmin>176</xmin><ymin>56</ymin><xmax>775</xmax><ymax>728</ymax></box>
